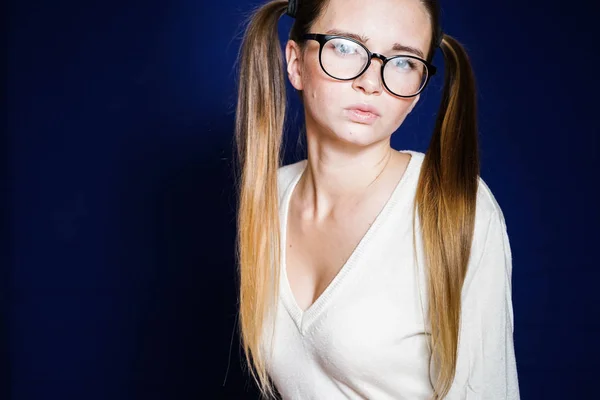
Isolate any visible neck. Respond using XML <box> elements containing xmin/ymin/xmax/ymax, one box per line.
<box><xmin>296</xmin><ymin>133</ymin><xmax>396</xmax><ymax>222</ymax></box>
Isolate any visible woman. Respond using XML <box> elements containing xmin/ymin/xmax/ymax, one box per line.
<box><xmin>233</xmin><ymin>0</ymin><xmax>520</xmax><ymax>398</ymax></box>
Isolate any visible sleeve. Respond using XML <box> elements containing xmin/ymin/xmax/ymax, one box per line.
<box><xmin>444</xmin><ymin>210</ymin><xmax>521</xmax><ymax>399</ymax></box>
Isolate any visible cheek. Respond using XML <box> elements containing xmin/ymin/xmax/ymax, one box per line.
<box><xmin>387</xmin><ymin>101</ymin><xmax>414</xmax><ymax>126</ymax></box>
<box><xmin>303</xmin><ymin>67</ymin><xmax>342</xmax><ymax>115</ymax></box>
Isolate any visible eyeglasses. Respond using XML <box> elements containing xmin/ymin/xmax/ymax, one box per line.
<box><xmin>301</xmin><ymin>33</ymin><xmax>437</xmax><ymax>98</ymax></box>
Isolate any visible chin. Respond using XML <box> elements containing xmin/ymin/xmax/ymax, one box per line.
<box><xmin>334</xmin><ymin>124</ymin><xmax>384</xmax><ymax>147</ymax></box>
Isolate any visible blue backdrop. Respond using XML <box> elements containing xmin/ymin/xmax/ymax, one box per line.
<box><xmin>7</xmin><ymin>0</ymin><xmax>599</xmax><ymax>399</ymax></box>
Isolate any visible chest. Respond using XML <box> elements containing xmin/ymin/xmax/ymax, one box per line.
<box><xmin>284</xmin><ymin>202</ymin><xmax>381</xmax><ymax>312</ymax></box>
<box><xmin>269</xmin><ymin>237</ymin><xmax>433</xmax><ymax>397</ymax></box>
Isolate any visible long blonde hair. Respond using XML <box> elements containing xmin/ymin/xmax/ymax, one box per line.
<box><xmin>233</xmin><ymin>1</ymin><xmax>479</xmax><ymax>398</ymax></box>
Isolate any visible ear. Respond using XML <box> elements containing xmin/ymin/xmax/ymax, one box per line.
<box><xmin>285</xmin><ymin>40</ymin><xmax>304</xmax><ymax>91</ymax></box>
<box><xmin>407</xmin><ymin>93</ymin><xmax>421</xmax><ymax>114</ymax></box>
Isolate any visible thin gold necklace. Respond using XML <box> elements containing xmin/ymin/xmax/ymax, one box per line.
<box><xmin>346</xmin><ymin>147</ymin><xmax>393</xmax><ymax>210</ymax></box>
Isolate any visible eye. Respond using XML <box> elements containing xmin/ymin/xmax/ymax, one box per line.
<box><xmin>330</xmin><ymin>40</ymin><xmax>360</xmax><ymax>56</ymax></box>
<box><xmin>391</xmin><ymin>57</ymin><xmax>416</xmax><ymax>70</ymax></box>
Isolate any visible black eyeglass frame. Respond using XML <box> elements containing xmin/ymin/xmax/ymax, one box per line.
<box><xmin>301</xmin><ymin>33</ymin><xmax>437</xmax><ymax>98</ymax></box>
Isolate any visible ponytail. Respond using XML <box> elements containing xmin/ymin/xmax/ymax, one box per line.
<box><xmin>234</xmin><ymin>1</ymin><xmax>289</xmax><ymax>398</ymax></box>
<box><xmin>413</xmin><ymin>33</ymin><xmax>480</xmax><ymax>398</ymax></box>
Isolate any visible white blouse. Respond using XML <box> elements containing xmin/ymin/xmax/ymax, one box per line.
<box><xmin>262</xmin><ymin>150</ymin><xmax>520</xmax><ymax>399</ymax></box>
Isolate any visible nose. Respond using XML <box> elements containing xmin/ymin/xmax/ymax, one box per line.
<box><xmin>352</xmin><ymin>55</ymin><xmax>384</xmax><ymax>95</ymax></box>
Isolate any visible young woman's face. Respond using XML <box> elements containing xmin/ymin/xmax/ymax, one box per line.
<box><xmin>287</xmin><ymin>0</ymin><xmax>432</xmax><ymax>147</ymax></box>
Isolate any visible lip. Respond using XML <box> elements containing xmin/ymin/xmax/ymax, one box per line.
<box><xmin>344</xmin><ymin>103</ymin><xmax>381</xmax><ymax>124</ymax></box>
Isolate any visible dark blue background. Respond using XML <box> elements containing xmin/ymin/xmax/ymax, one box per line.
<box><xmin>7</xmin><ymin>0</ymin><xmax>599</xmax><ymax>399</ymax></box>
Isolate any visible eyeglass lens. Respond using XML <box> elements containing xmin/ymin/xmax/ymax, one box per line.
<box><xmin>321</xmin><ymin>37</ymin><xmax>428</xmax><ymax>97</ymax></box>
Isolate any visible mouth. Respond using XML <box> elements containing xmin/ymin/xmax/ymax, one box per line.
<box><xmin>344</xmin><ymin>105</ymin><xmax>381</xmax><ymax>124</ymax></box>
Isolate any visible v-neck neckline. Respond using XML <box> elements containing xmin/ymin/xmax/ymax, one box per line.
<box><xmin>279</xmin><ymin>150</ymin><xmax>418</xmax><ymax>335</ymax></box>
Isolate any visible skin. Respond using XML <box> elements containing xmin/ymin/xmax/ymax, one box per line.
<box><xmin>285</xmin><ymin>0</ymin><xmax>432</xmax><ymax>221</ymax></box>
<box><xmin>283</xmin><ymin>0</ymin><xmax>434</xmax><ymax>310</ymax></box>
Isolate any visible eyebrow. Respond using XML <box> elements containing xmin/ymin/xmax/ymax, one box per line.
<box><xmin>324</xmin><ymin>28</ymin><xmax>426</xmax><ymax>59</ymax></box>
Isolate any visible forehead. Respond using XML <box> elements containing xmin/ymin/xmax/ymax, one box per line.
<box><xmin>312</xmin><ymin>0</ymin><xmax>432</xmax><ymax>54</ymax></box>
